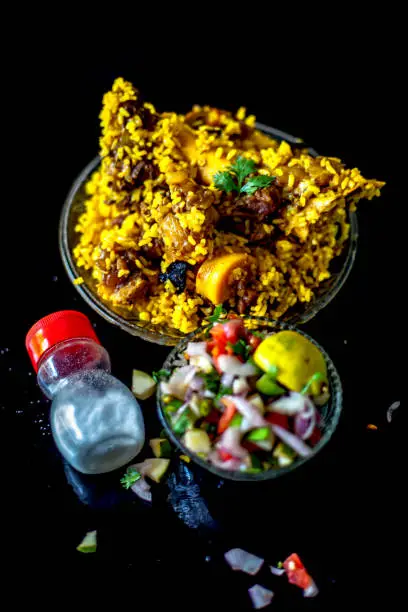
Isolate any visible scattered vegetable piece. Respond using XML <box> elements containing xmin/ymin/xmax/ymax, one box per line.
<box><xmin>283</xmin><ymin>553</ymin><xmax>314</xmax><ymax>591</ymax></box>
<box><xmin>183</xmin><ymin>429</ymin><xmax>211</xmax><ymax>454</ymax></box>
<box><xmin>132</xmin><ymin>369</ymin><xmax>156</xmax><ymax>399</ymax></box>
<box><xmin>386</xmin><ymin>400</ymin><xmax>400</xmax><ymax>423</ymax></box>
<box><xmin>367</xmin><ymin>423</ymin><xmax>378</xmax><ymax>431</ymax></box>
<box><xmin>224</xmin><ymin>548</ymin><xmax>264</xmax><ymax>575</ymax></box>
<box><xmin>133</xmin><ymin>458</ymin><xmax>170</xmax><ymax>483</ymax></box>
<box><xmin>131</xmin><ymin>476</ymin><xmax>152</xmax><ymax>502</ymax></box>
<box><xmin>270</xmin><ymin>565</ymin><xmax>285</xmax><ymax>576</ymax></box>
<box><xmin>179</xmin><ymin>454</ymin><xmax>191</xmax><ymax>463</ymax></box>
<box><xmin>76</xmin><ymin>530</ymin><xmax>97</xmax><ymax>553</ymax></box>
<box><xmin>149</xmin><ymin>438</ymin><xmax>172</xmax><ymax>458</ymax></box>
<box><xmin>248</xmin><ymin>584</ymin><xmax>274</xmax><ymax>609</ymax></box>
<box><xmin>120</xmin><ymin>467</ymin><xmax>141</xmax><ymax>489</ymax></box>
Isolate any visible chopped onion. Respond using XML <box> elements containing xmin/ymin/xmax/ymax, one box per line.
<box><xmin>217</xmin><ymin>427</ymin><xmax>248</xmax><ymax>459</ymax></box>
<box><xmin>294</xmin><ymin>396</ymin><xmax>316</xmax><ymax>440</ymax></box>
<box><xmin>270</xmin><ymin>565</ymin><xmax>285</xmax><ymax>576</ymax></box>
<box><xmin>208</xmin><ymin>451</ymin><xmax>242</xmax><ymax>471</ymax></box>
<box><xmin>267</xmin><ymin>392</ymin><xmax>306</xmax><ymax>415</ymax></box>
<box><xmin>221</xmin><ymin>372</ymin><xmax>235</xmax><ymax>388</ymax></box>
<box><xmin>233</xmin><ymin>377</ymin><xmax>250</xmax><ymax>396</ymax></box>
<box><xmin>248</xmin><ymin>584</ymin><xmax>274</xmax><ymax>609</ymax></box>
<box><xmin>270</xmin><ymin>424</ymin><xmax>312</xmax><ymax>457</ymax></box>
<box><xmin>186</xmin><ymin>341</ymin><xmax>208</xmax><ymax>357</ymax></box>
<box><xmin>203</xmin><ymin>389</ymin><xmax>215</xmax><ymax>398</ymax></box>
<box><xmin>166</xmin><ymin>365</ymin><xmax>197</xmax><ymax>400</ymax></box>
<box><xmin>387</xmin><ymin>400</ymin><xmax>400</xmax><ymax>423</ymax></box>
<box><xmin>130</xmin><ymin>476</ymin><xmax>152</xmax><ymax>502</ymax></box>
<box><xmin>303</xmin><ymin>579</ymin><xmax>319</xmax><ymax>598</ymax></box>
<box><xmin>225</xmin><ymin>548</ymin><xmax>264</xmax><ymax>575</ymax></box>
<box><xmin>190</xmin><ymin>376</ymin><xmax>205</xmax><ymax>392</ymax></box>
<box><xmin>224</xmin><ymin>396</ymin><xmax>266</xmax><ymax>428</ymax></box>
<box><xmin>217</xmin><ymin>355</ymin><xmax>258</xmax><ymax>377</ymax></box>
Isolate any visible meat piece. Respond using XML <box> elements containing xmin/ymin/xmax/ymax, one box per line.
<box><xmin>140</xmin><ymin>238</ymin><xmax>163</xmax><ymax>260</ymax></box>
<box><xmin>235</xmin><ymin>185</ymin><xmax>282</xmax><ymax>218</ymax></box>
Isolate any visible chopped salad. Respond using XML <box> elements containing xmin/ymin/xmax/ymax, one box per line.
<box><xmin>159</xmin><ymin>317</ymin><xmax>330</xmax><ymax>474</ymax></box>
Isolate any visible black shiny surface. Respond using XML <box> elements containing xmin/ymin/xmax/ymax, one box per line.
<box><xmin>6</xmin><ymin>33</ymin><xmax>403</xmax><ymax>608</ymax></box>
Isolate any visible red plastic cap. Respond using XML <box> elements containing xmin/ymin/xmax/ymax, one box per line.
<box><xmin>26</xmin><ymin>310</ymin><xmax>101</xmax><ymax>372</ymax></box>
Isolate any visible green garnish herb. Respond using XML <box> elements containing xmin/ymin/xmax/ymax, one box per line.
<box><xmin>208</xmin><ymin>304</ymin><xmax>227</xmax><ymax>324</ymax></box>
<box><xmin>120</xmin><ymin>467</ymin><xmax>141</xmax><ymax>489</ymax></box>
<box><xmin>227</xmin><ymin>338</ymin><xmax>252</xmax><ymax>361</ymax></box>
<box><xmin>215</xmin><ymin>384</ymin><xmax>233</xmax><ymax>404</ymax></box>
<box><xmin>252</xmin><ymin>331</ymin><xmax>266</xmax><ymax>338</ymax></box>
<box><xmin>277</xmin><ymin>561</ymin><xmax>283</xmax><ymax>569</ymax></box>
<box><xmin>214</xmin><ymin>155</ymin><xmax>275</xmax><ymax>196</ymax></box>
<box><xmin>301</xmin><ymin>372</ymin><xmax>324</xmax><ymax>395</ymax></box>
<box><xmin>200</xmin><ymin>370</ymin><xmax>221</xmax><ymax>393</ymax></box>
<box><xmin>152</xmin><ymin>369</ymin><xmax>171</xmax><ymax>383</ymax></box>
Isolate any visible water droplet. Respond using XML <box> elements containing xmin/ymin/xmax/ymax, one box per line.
<box><xmin>28</xmin><ymin>372</ymin><xmax>32</xmax><ymax>376</ymax></box>
<box><xmin>205</xmin><ymin>555</ymin><xmax>211</xmax><ymax>562</ymax></box>
<box><xmin>8</xmin><ymin>367</ymin><xmax>12</xmax><ymax>372</ymax></box>
<box><xmin>343</xmin><ymin>339</ymin><xmax>348</xmax><ymax>345</ymax></box>
<box><xmin>37</xmin><ymin>400</ymin><xmax>41</xmax><ymax>404</ymax></box>
<box><xmin>52</xmin><ymin>275</ymin><xmax>58</xmax><ymax>282</ymax></box>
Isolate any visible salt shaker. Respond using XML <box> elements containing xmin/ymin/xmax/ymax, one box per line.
<box><xmin>26</xmin><ymin>310</ymin><xmax>145</xmax><ymax>474</ymax></box>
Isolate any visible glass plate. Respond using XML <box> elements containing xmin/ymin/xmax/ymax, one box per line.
<box><xmin>59</xmin><ymin>124</ymin><xmax>358</xmax><ymax>345</ymax></box>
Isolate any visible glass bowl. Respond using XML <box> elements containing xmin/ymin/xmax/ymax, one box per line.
<box><xmin>157</xmin><ymin>316</ymin><xmax>343</xmax><ymax>481</ymax></box>
<box><xmin>59</xmin><ymin>123</ymin><xmax>358</xmax><ymax>346</ymax></box>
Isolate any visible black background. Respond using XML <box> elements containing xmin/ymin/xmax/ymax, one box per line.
<box><xmin>4</xmin><ymin>16</ymin><xmax>404</xmax><ymax>609</ymax></box>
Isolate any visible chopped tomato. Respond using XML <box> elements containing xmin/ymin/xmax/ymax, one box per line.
<box><xmin>265</xmin><ymin>413</ymin><xmax>289</xmax><ymax>429</ymax></box>
<box><xmin>206</xmin><ymin>410</ymin><xmax>220</xmax><ymax>424</ymax></box>
<box><xmin>242</xmin><ymin>440</ymin><xmax>260</xmax><ymax>453</ymax></box>
<box><xmin>283</xmin><ymin>553</ymin><xmax>312</xmax><ymax>590</ymax></box>
<box><xmin>309</xmin><ymin>427</ymin><xmax>322</xmax><ymax>446</ymax></box>
<box><xmin>219</xmin><ymin>449</ymin><xmax>234</xmax><ymax>461</ymax></box>
<box><xmin>218</xmin><ymin>399</ymin><xmax>237</xmax><ymax>434</ymax></box>
<box><xmin>248</xmin><ymin>334</ymin><xmax>262</xmax><ymax>350</ymax></box>
<box><xmin>210</xmin><ymin>319</ymin><xmax>244</xmax><ymax>346</ymax></box>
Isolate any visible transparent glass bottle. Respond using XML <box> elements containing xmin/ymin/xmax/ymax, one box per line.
<box><xmin>26</xmin><ymin>310</ymin><xmax>145</xmax><ymax>474</ymax></box>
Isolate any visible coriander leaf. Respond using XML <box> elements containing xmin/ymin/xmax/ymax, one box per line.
<box><xmin>240</xmin><ymin>174</ymin><xmax>275</xmax><ymax>195</ymax></box>
<box><xmin>214</xmin><ymin>171</ymin><xmax>237</xmax><ymax>193</ymax></box>
<box><xmin>230</xmin><ymin>155</ymin><xmax>257</xmax><ymax>191</ymax></box>
<box><xmin>120</xmin><ymin>467</ymin><xmax>141</xmax><ymax>489</ymax></box>
<box><xmin>152</xmin><ymin>369</ymin><xmax>171</xmax><ymax>383</ymax></box>
<box><xmin>208</xmin><ymin>304</ymin><xmax>227</xmax><ymax>323</ymax></box>
<box><xmin>228</xmin><ymin>338</ymin><xmax>251</xmax><ymax>360</ymax></box>
<box><xmin>215</xmin><ymin>384</ymin><xmax>233</xmax><ymax>404</ymax></box>
<box><xmin>204</xmin><ymin>372</ymin><xmax>221</xmax><ymax>393</ymax></box>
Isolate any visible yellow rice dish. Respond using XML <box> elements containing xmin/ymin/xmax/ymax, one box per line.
<box><xmin>73</xmin><ymin>78</ymin><xmax>384</xmax><ymax>334</ymax></box>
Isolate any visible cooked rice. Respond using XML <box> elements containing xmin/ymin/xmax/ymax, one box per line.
<box><xmin>73</xmin><ymin>78</ymin><xmax>384</xmax><ymax>334</ymax></box>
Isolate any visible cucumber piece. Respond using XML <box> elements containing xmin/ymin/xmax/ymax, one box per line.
<box><xmin>165</xmin><ymin>398</ymin><xmax>184</xmax><ymax>414</ymax></box>
<box><xmin>230</xmin><ymin>413</ymin><xmax>243</xmax><ymax>427</ymax></box>
<box><xmin>183</xmin><ymin>429</ymin><xmax>211</xmax><ymax>454</ymax></box>
<box><xmin>149</xmin><ymin>438</ymin><xmax>172</xmax><ymax>458</ymax></box>
<box><xmin>273</xmin><ymin>442</ymin><xmax>296</xmax><ymax>467</ymax></box>
<box><xmin>172</xmin><ymin>409</ymin><xmax>195</xmax><ymax>435</ymax></box>
<box><xmin>247</xmin><ymin>427</ymin><xmax>271</xmax><ymax>442</ymax></box>
<box><xmin>256</xmin><ymin>374</ymin><xmax>285</xmax><ymax>396</ymax></box>
<box><xmin>76</xmin><ymin>530</ymin><xmax>97</xmax><ymax>553</ymax></box>
<box><xmin>132</xmin><ymin>369</ymin><xmax>156</xmax><ymax>400</ymax></box>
